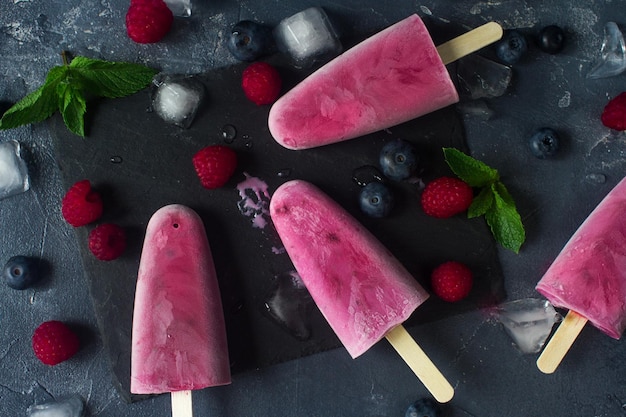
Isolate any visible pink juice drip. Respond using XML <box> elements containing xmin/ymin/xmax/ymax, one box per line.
<box><xmin>236</xmin><ymin>173</ymin><xmax>271</xmax><ymax>229</ymax></box>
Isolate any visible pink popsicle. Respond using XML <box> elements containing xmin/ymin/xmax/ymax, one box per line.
<box><xmin>535</xmin><ymin>176</ymin><xmax>626</xmax><ymax>374</ymax></box>
<box><xmin>269</xmin><ymin>180</ymin><xmax>454</xmax><ymax>402</ymax></box>
<box><xmin>268</xmin><ymin>14</ymin><xmax>459</xmax><ymax>150</ymax></box>
<box><xmin>536</xmin><ymin>176</ymin><xmax>626</xmax><ymax>339</ymax></box>
<box><xmin>269</xmin><ymin>180</ymin><xmax>429</xmax><ymax>358</ymax></box>
<box><xmin>131</xmin><ymin>204</ymin><xmax>230</xmax><ymax>396</ymax></box>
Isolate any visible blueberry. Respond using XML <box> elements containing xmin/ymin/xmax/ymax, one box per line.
<box><xmin>379</xmin><ymin>138</ymin><xmax>419</xmax><ymax>181</ymax></box>
<box><xmin>495</xmin><ymin>30</ymin><xmax>528</xmax><ymax>64</ymax></box>
<box><xmin>359</xmin><ymin>182</ymin><xmax>394</xmax><ymax>218</ymax></box>
<box><xmin>405</xmin><ymin>398</ymin><xmax>442</xmax><ymax>417</ymax></box>
<box><xmin>529</xmin><ymin>127</ymin><xmax>560</xmax><ymax>159</ymax></box>
<box><xmin>537</xmin><ymin>25</ymin><xmax>565</xmax><ymax>54</ymax></box>
<box><xmin>227</xmin><ymin>20</ymin><xmax>275</xmax><ymax>62</ymax></box>
<box><xmin>3</xmin><ymin>256</ymin><xmax>40</xmax><ymax>290</ymax></box>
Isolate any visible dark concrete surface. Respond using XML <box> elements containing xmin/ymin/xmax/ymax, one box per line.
<box><xmin>1</xmin><ymin>1</ymin><xmax>626</xmax><ymax>416</ymax></box>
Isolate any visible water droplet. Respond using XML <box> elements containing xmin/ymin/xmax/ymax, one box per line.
<box><xmin>277</xmin><ymin>168</ymin><xmax>292</xmax><ymax>178</ymax></box>
<box><xmin>352</xmin><ymin>165</ymin><xmax>384</xmax><ymax>186</ymax></box>
<box><xmin>221</xmin><ymin>124</ymin><xmax>237</xmax><ymax>143</ymax></box>
<box><xmin>110</xmin><ymin>156</ymin><xmax>123</xmax><ymax>164</ymax></box>
<box><xmin>245</xmin><ymin>140</ymin><xmax>253</xmax><ymax>149</ymax></box>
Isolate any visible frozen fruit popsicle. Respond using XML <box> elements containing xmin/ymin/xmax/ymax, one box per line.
<box><xmin>270</xmin><ymin>180</ymin><xmax>453</xmax><ymax>402</ymax></box>
<box><xmin>131</xmin><ymin>204</ymin><xmax>230</xmax><ymax>415</ymax></box>
<box><xmin>536</xmin><ymin>176</ymin><xmax>626</xmax><ymax>373</ymax></box>
<box><xmin>268</xmin><ymin>15</ymin><xmax>502</xmax><ymax>150</ymax></box>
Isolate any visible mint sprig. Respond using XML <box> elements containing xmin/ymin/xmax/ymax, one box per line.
<box><xmin>443</xmin><ymin>147</ymin><xmax>525</xmax><ymax>253</ymax></box>
<box><xmin>0</xmin><ymin>53</ymin><xmax>157</xmax><ymax>137</ymax></box>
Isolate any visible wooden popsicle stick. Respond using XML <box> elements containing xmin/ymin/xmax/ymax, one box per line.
<box><xmin>437</xmin><ymin>22</ymin><xmax>504</xmax><ymax>65</ymax></box>
<box><xmin>385</xmin><ymin>325</ymin><xmax>454</xmax><ymax>403</ymax></box>
<box><xmin>171</xmin><ymin>390</ymin><xmax>193</xmax><ymax>417</ymax></box>
<box><xmin>536</xmin><ymin>310</ymin><xmax>588</xmax><ymax>374</ymax></box>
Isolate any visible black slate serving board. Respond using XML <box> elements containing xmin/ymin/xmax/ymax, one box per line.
<box><xmin>50</xmin><ymin>60</ymin><xmax>505</xmax><ymax>402</ymax></box>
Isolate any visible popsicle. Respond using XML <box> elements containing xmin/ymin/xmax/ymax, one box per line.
<box><xmin>269</xmin><ymin>180</ymin><xmax>453</xmax><ymax>403</ymax></box>
<box><xmin>268</xmin><ymin>15</ymin><xmax>503</xmax><ymax>150</ymax></box>
<box><xmin>131</xmin><ymin>204</ymin><xmax>231</xmax><ymax>416</ymax></box>
<box><xmin>535</xmin><ymin>176</ymin><xmax>626</xmax><ymax>374</ymax></box>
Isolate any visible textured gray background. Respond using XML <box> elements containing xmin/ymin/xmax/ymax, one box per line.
<box><xmin>1</xmin><ymin>1</ymin><xmax>626</xmax><ymax>416</ymax></box>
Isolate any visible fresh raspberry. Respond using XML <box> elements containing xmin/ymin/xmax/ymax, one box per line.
<box><xmin>192</xmin><ymin>145</ymin><xmax>237</xmax><ymax>189</ymax></box>
<box><xmin>32</xmin><ymin>320</ymin><xmax>80</xmax><ymax>365</ymax></box>
<box><xmin>430</xmin><ymin>261</ymin><xmax>473</xmax><ymax>302</ymax></box>
<box><xmin>241</xmin><ymin>62</ymin><xmax>282</xmax><ymax>105</ymax></box>
<box><xmin>88</xmin><ymin>223</ymin><xmax>127</xmax><ymax>261</ymax></box>
<box><xmin>61</xmin><ymin>180</ymin><xmax>104</xmax><ymax>227</ymax></box>
<box><xmin>601</xmin><ymin>92</ymin><xmax>626</xmax><ymax>131</ymax></box>
<box><xmin>126</xmin><ymin>0</ymin><xmax>173</xmax><ymax>44</ymax></box>
<box><xmin>420</xmin><ymin>177</ymin><xmax>473</xmax><ymax>218</ymax></box>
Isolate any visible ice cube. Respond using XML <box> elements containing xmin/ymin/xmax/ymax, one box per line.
<box><xmin>151</xmin><ymin>74</ymin><xmax>204</xmax><ymax>128</ymax></box>
<box><xmin>163</xmin><ymin>0</ymin><xmax>191</xmax><ymax>17</ymax></box>
<box><xmin>264</xmin><ymin>271</ymin><xmax>313</xmax><ymax>341</ymax></box>
<box><xmin>27</xmin><ymin>395</ymin><xmax>85</xmax><ymax>417</ymax></box>
<box><xmin>492</xmin><ymin>298</ymin><xmax>562</xmax><ymax>354</ymax></box>
<box><xmin>273</xmin><ymin>7</ymin><xmax>342</xmax><ymax>68</ymax></box>
<box><xmin>0</xmin><ymin>139</ymin><xmax>30</xmax><ymax>200</ymax></box>
<box><xmin>587</xmin><ymin>22</ymin><xmax>626</xmax><ymax>79</ymax></box>
<box><xmin>456</xmin><ymin>54</ymin><xmax>512</xmax><ymax>100</ymax></box>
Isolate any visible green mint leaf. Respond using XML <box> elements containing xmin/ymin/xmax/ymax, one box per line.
<box><xmin>0</xmin><ymin>66</ymin><xmax>67</xmax><ymax>129</ymax></box>
<box><xmin>0</xmin><ymin>54</ymin><xmax>156</xmax><ymax>136</ymax></box>
<box><xmin>485</xmin><ymin>182</ymin><xmax>525</xmax><ymax>253</ymax></box>
<box><xmin>57</xmin><ymin>81</ymin><xmax>87</xmax><ymax>137</ymax></box>
<box><xmin>443</xmin><ymin>147</ymin><xmax>500</xmax><ymax>187</ymax></box>
<box><xmin>467</xmin><ymin>186</ymin><xmax>494</xmax><ymax>218</ymax></box>
<box><xmin>70</xmin><ymin>56</ymin><xmax>158</xmax><ymax>98</ymax></box>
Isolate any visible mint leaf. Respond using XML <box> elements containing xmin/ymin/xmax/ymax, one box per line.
<box><xmin>485</xmin><ymin>182</ymin><xmax>525</xmax><ymax>253</ymax></box>
<box><xmin>443</xmin><ymin>147</ymin><xmax>526</xmax><ymax>252</ymax></box>
<box><xmin>57</xmin><ymin>81</ymin><xmax>87</xmax><ymax>137</ymax></box>
<box><xmin>0</xmin><ymin>66</ymin><xmax>67</xmax><ymax>129</ymax></box>
<box><xmin>468</xmin><ymin>186</ymin><xmax>493</xmax><ymax>218</ymax></box>
<box><xmin>70</xmin><ymin>56</ymin><xmax>158</xmax><ymax>98</ymax></box>
<box><xmin>0</xmin><ymin>54</ymin><xmax>156</xmax><ymax>136</ymax></box>
<box><xmin>443</xmin><ymin>147</ymin><xmax>499</xmax><ymax>187</ymax></box>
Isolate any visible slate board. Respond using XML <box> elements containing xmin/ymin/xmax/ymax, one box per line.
<box><xmin>50</xmin><ymin>60</ymin><xmax>505</xmax><ymax>402</ymax></box>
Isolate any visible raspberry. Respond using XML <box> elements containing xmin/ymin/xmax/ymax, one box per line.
<box><xmin>241</xmin><ymin>62</ymin><xmax>282</xmax><ymax>105</ymax></box>
<box><xmin>61</xmin><ymin>180</ymin><xmax>104</xmax><ymax>227</ymax></box>
<box><xmin>420</xmin><ymin>177</ymin><xmax>473</xmax><ymax>218</ymax></box>
<box><xmin>430</xmin><ymin>261</ymin><xmax>473</xmax><ymax>302</ymax></box>
<box><xmin>192</xmin><ymin>145</ymin><xmax>237</xmax><ymax>189</ymax></box>
<box><xmin>601</xmin><ymin>92</ymin><xmax>626</xmax><ymax>131</ymax></box>
<box><xmin>88</xmin><ymin>223</ymin><xmax>127</xmax><ymax>261</ymax></box>
<box><xmin>126</xmin><ymin>0</ymin><xmax>173</xmax><ymax>44</ymax></box>
<box><xmin>32</xmin><ymin>320</ymin><xmax>80</xmax><ymax>365</ymax></box>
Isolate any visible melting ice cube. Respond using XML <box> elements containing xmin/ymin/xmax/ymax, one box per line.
<box><xmin>456</xmin><ymin>54</ymin><xmax>512</xmax><ymax>100</ymax></box>
<box><xmin>273</xmin><ymin>7</ymin><xmax>342</xmax><ymax>68</ymax></box>
<box><xmin>493</xmin><ymin>298</ymin><xmax>562</xmax><ymax>354</ymax></box>
<box><xmin>587</xmin><ymin>22</ymin><xmax>626</xmax><ymax>79</ymax></box>
<box><xmin>151</xmin><ymin>74</ymin><xmax>204</xmax><ymax>128</ymax></box>
<box><xmin>163</xmin><ymin>0</ymin><xmax>191</xmax><ymax>17</ymax></box>
<box><xmin>264</xmin><ymin>271</ymin><xmax>313</xmax><ymax>341</ymax></box>
<box><xmin>27</xmin><ymin>395</ymin><xmax>85</xmax><ymax>417</ymax></box>
<box><xmin>0</xmin><ymin>140</ymin><xmax>30</xmax><ymax>200</ymax></box>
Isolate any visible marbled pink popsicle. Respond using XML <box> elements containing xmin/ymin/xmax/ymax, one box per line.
<box><xmin>536</xmin><ymin>176</ymin><xmax>626</xmax><ymax>339</ymax></box>
<box><xmin>269</xmin><ymin>180</ymin><xmax>429</xmax><ymax>358</ymax></box>
<box><xmin>131</xmin><ymin>204</ymin><xmax>230</xmax><ymax>394</ymax></box>
<box><xmin>268</xmin><ymin>14</ymin><xmax>459</xmax><ymax>150</ymax></box>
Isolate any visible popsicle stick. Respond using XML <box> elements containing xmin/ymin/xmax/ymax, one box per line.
<box><xmin>385</xmin><ymin>325</ymin><xmax>454</xmax><ymax>403</ymax></box>
<box><xmin>171</xmin><ymin>390</ymin><xmax>193</xmax><ymax>417</ymax></box>
<box><xmin>536</xmin><ymin>310</ymin><xmax>588</xmax><ymax>374</ymax></box>
<box><xmin>437</xmin><ymin>22</ymin><xmax>504</xmax><ymax>65</ymax></box>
